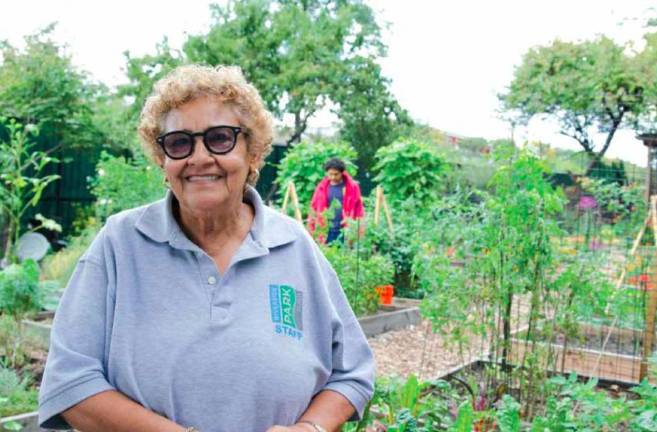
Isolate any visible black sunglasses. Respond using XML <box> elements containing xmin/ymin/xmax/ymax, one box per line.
<box><xmin>156</xmin><ymin>125</ymin><xmax>246</xmax><ymax>160</ymax></box>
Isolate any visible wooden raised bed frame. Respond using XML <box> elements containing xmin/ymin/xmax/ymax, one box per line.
<box><xmin>507</xmin><ymin>322</ymin><xmax>656</xmax><ymax>385</ymax></box>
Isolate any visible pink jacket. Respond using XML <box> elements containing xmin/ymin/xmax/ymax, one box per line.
<box><xmin>308</xmin><ymin>172</ymin><xmax>364</xmax><ymax>236</ymax></box>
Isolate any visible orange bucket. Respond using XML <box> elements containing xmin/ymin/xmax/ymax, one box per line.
<box><xmin>375</xmin><ymin>285</ymin><xmax>394</xmax><ymax>305</ymax></box>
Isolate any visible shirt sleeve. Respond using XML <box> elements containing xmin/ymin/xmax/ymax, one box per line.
<box><xmin>321</xmin><ymin>266</ymin><xmax>375</xmax><ymax>421</ymax></box>
<box><xmin>38</xmin><ymin>229</ymin><xmax>116</xmax><ymax>429</ymax></box>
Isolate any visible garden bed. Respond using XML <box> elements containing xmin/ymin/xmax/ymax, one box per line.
<box><xmin>21</xmin><ymin>311</ymin><xmax>54</xmax><ymax>351</ymax></box>
<box><xmin>357</xmin><ymin>297</ymin><xmax>421</xmax><ymax>337</ymax></box>
<box><xmin>507</xmin><ymin>322</ymin><xmax>656</xmax><ymax>384</ymax></box>
<box><xmin>0</xmin><ymin>345</ymin><xmax>49</xmax><ymax>431</ymax></box>
<box><xmin>26</xmin><ymin>302</ymin><xmax>423</xmax><ymax>344</ymax></box>
<box><xmin>1</xmin><ymin>411</ymin><xmax>56</xmax><ymax>432</ymax></box>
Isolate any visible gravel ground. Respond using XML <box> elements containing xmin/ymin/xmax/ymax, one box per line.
<box><xmin>368</xmin><ymin>295</ymin><xmax>532</xmax><ymax>380</ymax></box>
<box><xmin>367</xmin><ymin>319</ymin><xmax>484</xmax><ymax>380</ymax></box>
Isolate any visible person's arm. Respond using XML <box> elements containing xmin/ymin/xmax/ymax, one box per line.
<box><xmin>266</xmin><ymin>390</ymin><xmax>354</xmax><ymax>432</ymax></box>
<box><xmin>62</xmin><ymin>390</ymin><xmax>188</xmax><ymax>432</ymax></box>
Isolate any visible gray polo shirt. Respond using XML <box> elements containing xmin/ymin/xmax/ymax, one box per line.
<box><xmin>38</xmin><ymin>186</ymin><xmax>375</xmax><ymax>431</ymax></box>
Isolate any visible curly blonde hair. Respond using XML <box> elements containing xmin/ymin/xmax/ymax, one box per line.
<box><xmin>138</xmin><ymin>64</ymin><xmax>274</xmax><ymax>185</ymax></box>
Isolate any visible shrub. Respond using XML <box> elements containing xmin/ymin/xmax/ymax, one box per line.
<box><xmin>41</xmin><ymin>223</ymin><xmax>99</xmax><ymax>292</ymax></box>
<box><xmin>274</xmin><ymin>139</ymin><xmax>358</xmax><ymax>215</ymax></box>
<box><xmin>0</xmin><ymin>315</ymin><xmax>41</xmax><ymax>370</ymax></box>
<box><xmin>0</xmin><ymin>259</ymin><xmax>41</xmax><ymax>318</ymax></box>
<box><xmin>373</xmin><ymin>137</ymin><xmax>450</xmax><ymax>207</ymax></box>
<box><xmin>0</xmin><ymin>364</ymin><xmax>38</xmax><ymax>417</ymax></box>
<box><xmin>321</xmin><ymin>243</ymin><xmax>394</xmax><ymax>317</ymax></box>
<box><xmin>90</xmin><ymin>151</ymin><xmax>166</xmax><ymax>221</ymax></box>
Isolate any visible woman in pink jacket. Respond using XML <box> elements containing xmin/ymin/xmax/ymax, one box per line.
<box><xmin>309</xmin><ymin>158</ymin><xmax>364</xmax><ymax>244</ymax></box>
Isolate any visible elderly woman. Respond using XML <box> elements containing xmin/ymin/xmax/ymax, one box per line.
<box><xmin>38</xmin><ymin>65</ymin><xmax>375</xmax><ymax>432</ymax></box>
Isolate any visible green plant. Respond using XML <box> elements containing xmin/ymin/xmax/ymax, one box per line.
<box><xmin>0</xmin><ymin>259</ymin><xmax>41</xmax><ymax>319</ymax></box>
<box><xmin>0</xmin><ymin>117</ymin><xmax>60</xmax><ymax>262</ymax></box>
<box><xmin>90</xmin><ymin>151</ymin><xmax>165</xmax><ymax>221</ymax></box>
<box><xmin>320</xmin><ymin>242</ymin><xmax>393</xmax><ymax>317</ymax></box>
<box><xmin>419</xmin><ymin>151</ymin><xmax>576</xmax><ymax>415</ymax></box>
<box><xmin>0</xmin><ymin>315</ymin><xmax>41</xmax><ymax>371</ymax></box>
<box><xmin>0</xmin><ymin>364</ymin><xmax>38</xmax><ymax>418</ymax></box>
<box><xmin>41</xmin><ymin>223</ymin><xmax>99</xmax><ymax>292</ymax></box>
<box><xmin>373</xmin><ymin>137</ymin><xmax>450</xmax><ymax>207</ymax></box>
<box><xmin>274</xmin><ymin>139</ymin><xmax>357</xmax><ymax>214</ymax></box>
<box><xmin>370</xmin><ymin>375</ymin><xmax>460</xmax><ymax>431</ymax></box>
<box><xmin>581</xmin><ymin>176</ymin><xmax>647</xmax><ymax>235</ymax></box>
<box><xmin>528</xmin><ymin>375</ymin><xmax>634</xmax><ymax>431</ymax></box>
<box><xmin>496</xmin><ymin>395</ymin><xmax>521</xmax><ymax>432</ymax></box>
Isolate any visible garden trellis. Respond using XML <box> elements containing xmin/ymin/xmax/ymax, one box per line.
<box><xmin>411</xmin><ymin>154</ymin><xmax>656</xmax><ymax>424</ymax></box>
<box><xmin>583</xmin><ymin>196</ymin><xmax>657</xmax><ymax>383</ymax></box>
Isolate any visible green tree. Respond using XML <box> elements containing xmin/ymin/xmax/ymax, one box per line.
<box><xmin>635</xmin><ymin>31</ymin><xmax>657</xmax><ymax>134</ymax></box>
<box><xmin>333</xmin><ymin>56</ymin><xmax>412</xmax><ymax>170</ymax></box>
<box><xmin>0</xmin><ymin>24</ymin><xmax>101</xmax><ymax>152</ymax></box>
<box><xmin>373</xmin><ymin>138</ymin><xmax>450</xmax><ymax>207</ymax></box>
<box><xmin>118</xmin><ymin>38</ymin><xmax>184</xmax><ymax>133</ymax></box>
<box><xmin>120</xmin><ymin>0</ymin><xmax>409</xmax><ymax>170</ymax></box>
<box><xmin>500</xmin><ymin>37</ymin><xmax>646</xmax><ymax>173</ymax></box>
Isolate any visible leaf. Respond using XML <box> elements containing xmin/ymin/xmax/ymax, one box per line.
<box><xmin>35</xmin><ymin>213</ymin><xmax>62</xmax><ymax>232</ymax></box>
<box><xmin>450</xmin><ymin>401</ymin><xmax>473</xmax><ymax>432</ymax></box>
<box><xmin>3</xmin><ymin>420</ymin><xmax>24</xmax><ymax>431</ymax></box>
<box><xmin>496</xmin><ymin>395</ymin><xmax>521</xmax><ymax>432</ymax></box>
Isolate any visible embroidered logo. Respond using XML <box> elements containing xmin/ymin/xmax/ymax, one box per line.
<box><xmin>269</xmin><ymin>284</ymin><xmax>303</xmax><ymax>340</ymax></box>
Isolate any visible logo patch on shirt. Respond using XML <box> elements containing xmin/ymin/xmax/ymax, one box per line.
<box><xmin>269</xmin><ymin>284</ymin><xmax>303</xmax><ymax>340</ymax></box>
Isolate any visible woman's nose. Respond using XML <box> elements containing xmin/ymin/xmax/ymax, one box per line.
<box><xmin>187</xmin><ymin>136</ymin><xmax>213</xmax><ymax>164</ymax></box>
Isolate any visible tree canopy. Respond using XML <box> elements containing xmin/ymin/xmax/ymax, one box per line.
<box><xmin>500</xmin><ymin>36</ymin><xmax>652</xmax><ymax>173</ymax></box>
<box><xmin>0</xmin><ymin>25</ymin><xmax>101</xmax><ymax>151</ymax></box>
<box><xmin>121</xmin><ymin>0</ymin><xmax>410</xmax><ymax>170</ymax></box>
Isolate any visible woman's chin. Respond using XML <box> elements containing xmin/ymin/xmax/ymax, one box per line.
<box><xmin>183</xmin><ymin>191</ymin><xmax>231</xmax><ymax>213</ymax></box>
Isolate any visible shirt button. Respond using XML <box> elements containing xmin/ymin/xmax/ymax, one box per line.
<box><xmin>207</xmin><ymin>276</ymin><xmax>217</xmax><ymax>285</ymax></box>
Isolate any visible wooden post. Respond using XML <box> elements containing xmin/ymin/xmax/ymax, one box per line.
<box><xmin>373</xmin><ymin>186</ymin><xmax>393</xmax><ymax>236</ymax></box>
<box><xmin>374</xmin><ymin>186</ymin><xmax>382</xmax><ymax>226</ymax></box>
<box><xmin>281</xmin><ymin>181</ymin><xmax>291</xmax><ymax>213</ymax></box>
<box><xmin>381</xmin><ymin>190</ymin><xmax>394</xmax><ymax>234</ymax></box>
<box><xmin>288</xmin><ymin>182</ymin><xmax>303</xmax><ymax>223</ymax></box>
<box><xmin>280</xmin><ymin>181</ymin><xmax>303</xmax><ymax>224</ymax></box>
<box><xmin>640</xmin><ymin>196</ymin><xmax>657</xmax><ymax>381</ymax></box>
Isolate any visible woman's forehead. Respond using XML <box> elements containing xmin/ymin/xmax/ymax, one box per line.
<box><xmin>162</xmin><ymin>96</ymin><xmax>240</xmax><ymax>132</ymax></box>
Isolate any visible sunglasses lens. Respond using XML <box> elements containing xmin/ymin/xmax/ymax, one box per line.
<box><xmin>205</xmin><ymin>127</ymin><xmax>236</xmax><ymax>153</ymax></box>
<box><xmin>162</xmin><ymin>133</ymin><xmax>193</xmax><ymax>158</ymax></box>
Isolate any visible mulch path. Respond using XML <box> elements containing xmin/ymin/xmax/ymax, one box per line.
<box><xmin>368</xmin><ymin>295</ymin><xmax>531</xmax><ymax>380</ymax></box>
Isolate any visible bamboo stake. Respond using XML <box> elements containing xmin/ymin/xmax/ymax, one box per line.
<box><xmin>381</xmin><ymin>190</ymin><xmax>394</xmax><ymax>235</ymax></box>
<box><xmin>280</xmin><ymin>181</ymin><xmax>303</xmax><ymax>223</ymax></box>
<box><xmin>589</xmin><ymin>204</ymin><xmax>651</xmax><ymax>380</ymax></box>
<box><xmin>374</xmin><ymin>186</ymin><xmax>382</xmax><ymax>226</ymax></box>
<box><xmin>604</xmin><ymin>213</ymin><xmax>651</xmax><ymax>315</ymax></box>
<box><xmin>288</xmin><ymin>182</ymin><xmax>303</xmax><ymax>223</ymax></box>
<box><xmin>281</xmin><ymin>181</ymin><xmax>291</xmax><ymax>214</ymax></box>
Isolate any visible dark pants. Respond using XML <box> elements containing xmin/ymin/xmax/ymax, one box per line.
<box><xmin>326</xmin><ymin>228</ymin><xmax>344</xmax><ymax>244</ymax></box>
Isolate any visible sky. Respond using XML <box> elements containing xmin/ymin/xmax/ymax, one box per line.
<box><xmin>1</xmin><ymin>0</ymin><xmax>655</xmax><ymax>166</ymax></box>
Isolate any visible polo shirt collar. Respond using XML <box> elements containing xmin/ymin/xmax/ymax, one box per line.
<box><xmin>135</xmin><ymin>186</ymin><xmax>297</xmax><ymax>252</ymax></box>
